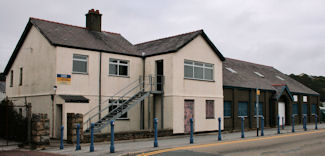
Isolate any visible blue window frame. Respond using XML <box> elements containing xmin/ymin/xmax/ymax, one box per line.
<box><xmin>254</xmin><ymin>102</ymin><xmax>263</xmax><ymax>115</ymax></box>
<box><xmin>312</xmin><ymin>104</ymin><xmax>316</xmax><ymax>115</ymax></box>
<box><xmin>238</xmin><ymin>102</ymin><xmax>248</xmax><ymax>116</ymax></box>
<box><xmin>292</xmin><ymin>103</ymin><xmax>298</xmax><ymax>115</ymax></box>
<box><xmin>303</xmin><ymin>103</ymin><xmax>308</xmax><ymax>115</ymax></box>
<box><xmin>224</xmin><ymin>101</ymin><xmax>232</xmax><ymax>117</ymax></box>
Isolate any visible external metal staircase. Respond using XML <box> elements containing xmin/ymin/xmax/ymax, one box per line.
<box><xmin>83</xmin><ymin>75</ymin><xmax>163</xmax><ymax>133</ymax></box>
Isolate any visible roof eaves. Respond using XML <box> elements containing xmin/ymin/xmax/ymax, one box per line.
<box><xmin>200</xmin><ymin>31</ymin><xmax>225</xmax><ymax>61</ymax></box>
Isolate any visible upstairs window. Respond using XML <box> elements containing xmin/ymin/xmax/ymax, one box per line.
<box><xmin>19</xmin><ymin>67</ymin><xmax>23</xmax><ymax>86</ymax></box>
<box><xmin>184</xmin><ymin>60</ymin><xmax>214</xmax><ymax>81</ymax></box>
<box><xmin>73</xmin><ymin>54</ymin><xmax>88</xmax><ymax>74</ymax></box>
<box><xmin>254</xmin><ymin>71</ymin><xmax>264</xmax><ymax>78</ymax></box>
<box><xmin>293</xmin><ymin>95</ymin><xmax>298</xmax><ymax>102</ymax></box>
<box><xmin>10</xmin><ymin>70</ymin><xmax>13</xmax><ymax>87</ymax></box>
<box><xmin>225</xmin><ymin>67</ymin><xmax>237</xmax><ymax>74</ymax></box>
<box><xmin>109</xmin><ymin>58</ymin><xmax>129</xmax><ymax>76</ymax></box>
<box><xmin>303</xmin><ymin>96</ymin><xmax>308</xmax><ymax>102</ymax></box>
<box><xmin>276</xmin><ymin>75</ymin><xmax>284</xmax><ymax>81</ymax></box>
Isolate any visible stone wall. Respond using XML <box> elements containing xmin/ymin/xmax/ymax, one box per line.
<box><xmin>31</xmin><ymin>113</ymin><xmax>50</xmax><ymax>147</ymax></box>
<box><xmin>67</xmin><ymin>113</ymin><xmax>83</xmax><ymax>143</ymax></box>
<box><xmin>83</xmin><ymin>129</ymin><xmax>173</xmax><ymax>143</ymax></box>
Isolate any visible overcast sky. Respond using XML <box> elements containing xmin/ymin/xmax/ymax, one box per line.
<box><xmin>0</xmin><ymin>0</ymin><xmax>324</xmax><ymax>75</ymax></box>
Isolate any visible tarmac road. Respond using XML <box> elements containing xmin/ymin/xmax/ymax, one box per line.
<box><xmin>144</xmin><ymin>129</ymin><xmax>325</xmax><ymax>156</ymax></box>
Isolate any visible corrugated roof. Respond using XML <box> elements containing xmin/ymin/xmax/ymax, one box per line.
<box><xmin>223</xmin><ymin>58</ymin><xmax>319</xmax><ymax>95</ymax></box>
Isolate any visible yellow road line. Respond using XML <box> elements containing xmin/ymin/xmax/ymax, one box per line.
<box><xmin>138</xmin><ymin>129</ymin><xmax>325</xmax><ymax>156</ymax></box>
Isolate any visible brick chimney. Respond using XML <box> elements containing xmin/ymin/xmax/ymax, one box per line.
<box><xmin>86</xmin><ymin>9</ymin><xmax>102</xmax><ymax>31</ymax></box>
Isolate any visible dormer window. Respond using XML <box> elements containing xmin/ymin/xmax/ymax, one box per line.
<box><xmin>226</xmin><ymin>67</ymin><xmax>237</xmax><ymax>74</ymax></box>
<box><xmin>254</xmin><ymin>71</ymin><xmax>264</xmax><ymax>78</ymax></box>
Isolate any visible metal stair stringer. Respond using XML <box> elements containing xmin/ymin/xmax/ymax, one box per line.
<box><xmin>92</xmin><ymin>91</ymin><xmax>151</xmax><ymax>133</ymax></box>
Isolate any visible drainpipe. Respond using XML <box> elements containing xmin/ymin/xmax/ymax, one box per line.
<box><xmin>140</xmin><ymin>52</ymin><xmax>146</xmax><ymax>129</ymax></box>
<box><xmin>98</xmin><ymin>52</ymin><xmax>102</xmax><ymax>120</ymax></box>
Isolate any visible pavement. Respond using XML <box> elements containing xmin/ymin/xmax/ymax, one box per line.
<box><xmin>1</xmin><ymin>123</ymin><xmax>325</xmax><ymax>156</ymax></box>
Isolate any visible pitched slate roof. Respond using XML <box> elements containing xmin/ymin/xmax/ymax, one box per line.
<box><xmin>223</xmin><ymin>58</ymin><xmax>319</xmax><ymax>95</ymax></box>
<box><xmin>136</xmin><ymin>30</ymin><xmax>225</xmax><ymax>60</ymax></box>
<box><xmin>4</xmin><ymin>18</ymin><xmax>224</xmax><ymax>75</ymax></box>
<box><xmin>0</xmin><ymin>81</ymin><xmax>5</xmax><ymax>93</ymax></box>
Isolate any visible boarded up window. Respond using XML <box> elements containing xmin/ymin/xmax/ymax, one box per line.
<box><xmin>254</xmin><ymin>102</ymin><xmax>263</xmax><ymax>115</ymax></box>
<box><xmin>303</xmin><ymin>103</ymin><xmax>308</xmax><ymax>115</ymax></box>
<box><xmin>206</xmin><ymin>100</ymin><xmax>214</xmax><ymax>119</ymax></box>
<box><xmin>293</xmin><ymin>103</ymin><xmax>298</xmax><ymax>115</ymax></box>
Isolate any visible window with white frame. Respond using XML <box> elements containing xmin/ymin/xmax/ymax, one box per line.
<box><xmin>109</xmin><ymin>58</ymin><xmax>129</xmax><ymax>76</ymax></box>
<box><xmin>303</xmin><ymin>96</ymin><xmax>308</xmax><ymax>102</ymax></box>
<box><xmin>72</xmin><ymin>54</ymin><xmax>88</xmax><ymax>73</ymax></box>
<box><xmin>108</xmin><ymin>99</ymin><xmax>128</xmax><ymax>119</ymax></box>
<box><xmin>184</xmin><ymin>60</ymin><xmax>214</xmax><ymax>81</ymax></box>
<box><xmin>293</xmin><ymin>95</ymin><xmax>298</xmax><ymax>102</ymax></box>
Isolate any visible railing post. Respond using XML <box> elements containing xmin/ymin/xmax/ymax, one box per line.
<box><xmin>218</xmin><ymin>117</ymin><xmax>222</xmax><ymax>141</ymax></box>
<box><xmin>277</xmin><ymin>116</ymin><xmax>280</xmax><ymax>134</ymax></box>
<box><xmin>90</xmin><ymin>123</ymin><xmax>94</xmax><ymax>152</ymax></box>
<box><xmin>292</xmin><ymin>115</ymin><xmax>295</xmax><ymax>133</ymax></box>
<box><xmin>110</xmin><ymin>120</ymin><xmax>115</xmax><ymax>153</ymax></box>
<box><xmin>315</xmin><ymin>115</ymin><xmax>318</xmax><ymax>130</ymax></box>
<box><xmin>154</xmin><ymin>118</ymin><xmax>158</xmax><ymax>147</ymax></box>
<box><xmin>282</xmin><ymin>117</ymin><xmax>284</xmax><ymax>129</ymax></box>
<box><xmin>149</xmin><ymin>75</ymin><xmax>153</xmax><ymax>91</ymax></box>
<box><xmin>190</xmin><ymin>118</ymin><xmax>194</xmax><ymax>144</ymax></box>
<box><xmin>241</xmin><ymin>117</ymin><xmax>245</xmax><ymax>138</ymax></box>
<box><xmin>60</xmin><ymin>125</ymin><xmax>64</xmax><ymax>150</ymax></box>
<box><xmin>261</xmin><ymin>116</ymin><xmax>264</xmax><ymax>136</ymax></box>
<box><xmin>76</xmin><ymin>124</ymin><xmax>81</xmax><ymax>150</ymax></box>
<box><xmin>304</xmin><ymin>115</ymin><xmax>307</xmax><ymax>131</ymax></box>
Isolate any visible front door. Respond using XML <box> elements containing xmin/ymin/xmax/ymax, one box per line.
<box><xmin>184</xmin><ymin>100</ymin><xmax>194</xmax><ymax>133</ymax></box>
<box><xmin>278</xmin><ymin>102</ymin><xmax>285</xmax><ymax>126</ymax></box>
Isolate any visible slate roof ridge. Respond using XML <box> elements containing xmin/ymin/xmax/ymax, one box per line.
<box><xmin>135</xmin><ymin>29</ymin><xmax>203</xmax><ymax>46</ymax></box>
<box><xmin>225</xmin><ymin>57</ymin><xmax>273</xmax><ymax>68</ymax></box>
<box><xmin>29</xmin><ymin>17</ymin><xmax>120</xmax><ymax>35</ymax></box>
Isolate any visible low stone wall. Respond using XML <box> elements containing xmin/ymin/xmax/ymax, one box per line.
<box><xmin>83</xmin><ymin>129</ymin><xmax>173</xmax><ymax>143</ymax></box>
<box><xmin>67</xmin><ymin>113</ymin><xmax>83</xmax><ymax>143</ymax></box>
<box><xmin>31</xmin><ymin>113</ymin><xmax>50</xmax><ymax>147</ymax></box>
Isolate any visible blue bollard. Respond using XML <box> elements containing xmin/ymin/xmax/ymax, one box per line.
<box><xmin>315</xmin><ymin>115</ymin><xmax>318</xmax><ymax>130</ymax></box>
<box><xmin>154</xmin><ymin>118</ymin><xmax>158</xmax><ymax>147</ymax></box>
<box><xmin>190</xmin><ymin>118</ymin><xmax>194</xmax><ymax>144</ymax></box>
<box><xmin>292</xmin><ymin>115</ymin><xmax>295</xmax><ymax>133</ymax></box>
<box><xmin>110</xmin><ymin>120</ymin><xmax>115</xmax><ymax>153</ymax></box>
<box><xmin>76</xmin><ymin>124</ymin><xmax>81</xmax><ymax>150</ymax></box>
<box><xmin>277</xmin><ymin>116</ymin><xmax>280</xmax><ymax>134</ymax></box>
<box><xmin>303</xmin><ymin>115</ymin><xmax>307</xmax><ymax>131</ymax></box>
<box><xmin>218</xmin><ymin>117</ymin><xmax>222</xmax><ymax>141</ymax></box>
<box><xmin>261</xmin><ymin>117</ymin><xmax>264</xmax><ymax>136</ymax></box>
<box><xmin>90</xmin><ymin>123</ymin><xmax>94</xmax><ymax>152</ymax></box>
<box><xmin>241</xmin><ymin>117</ymin><xmax>245</xmax><ymax>138</ymax></box>
<box><xmin>60</xmin><ymin>125</ymin><xmax>64</xmax><ymax>150</ymax></box>
<box><xmin>282</xmin><ymin>117</ymin><xmax>284</xmax><ymax>129</ymax></box>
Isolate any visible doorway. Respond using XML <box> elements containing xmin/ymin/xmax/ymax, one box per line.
<box><xmin>184</xmin><ymin>100</ymin><xmax>194</xmax><ymax>133</ymax></box>
<box><xmin>156</xmin><ymin>60</ymin><xmax>163</xmax><ymax>91</ymax></box>
<box><xmin>278</xmin><ymin>102</ymin><xmax>285</xmax><ymax>126</ymax></box>
<box><xmin>55</xmin><ymin>104</ymin><xmax>63</xmax><ymax>138</ymax></box>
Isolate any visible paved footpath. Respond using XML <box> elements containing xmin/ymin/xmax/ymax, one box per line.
<box><xmin>4</xmin><ymin>123</ymin><xmax>325</xmax><ymax>156</ymax></box>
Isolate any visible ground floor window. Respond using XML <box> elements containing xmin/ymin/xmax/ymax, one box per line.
<box><xmin>238</xmin><ymin>102</ymin><xmax>248</xmax><ymax>116</ymax></box>
<box><xmin>206</xmin><ymin>100</ymin><xmax>214</xmax><ymax>119</ymax></box>
<box><xmin>224</xmin><ymin>101</ymin><xmax>232</xmax><ymax>117</ymax></box>
<box><xmin>311</xmin><ymin>104</ymin><xmax>316</xmax><ymax>115</ymax></box>
<box><xmin>109</xmin><ymin>99</ymin><xmax>128</xmax><ymax>119</ymax></box>
<box><xmin>292</xmin><ymin>103</ymin><xmax>298</xmax><ymax>115</ymax></box>
<box><xmin>254</xmin><ymin>102</ymin><xmax>263</xmax><ymax>115</ymax></box>
<box><xmin>302</xmin><ymin>103</ymin><xmax>308</xmax><ymax>115</ymax></box>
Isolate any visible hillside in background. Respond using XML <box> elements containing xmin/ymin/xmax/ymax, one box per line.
<box><xmin>289</xmin><ymin>73</ymin><xmax>325</xmax><ymax>102</ymax></box>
